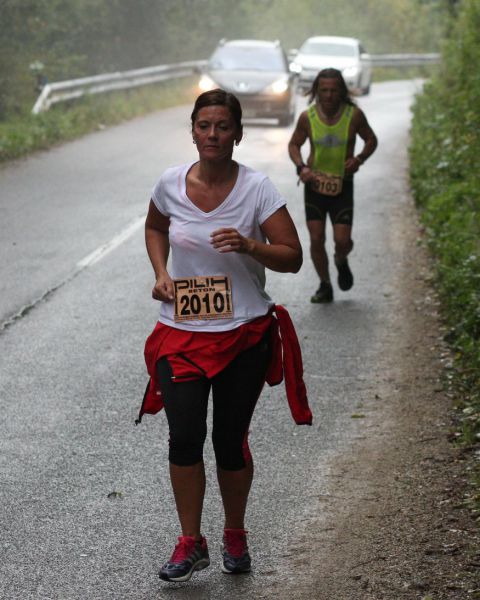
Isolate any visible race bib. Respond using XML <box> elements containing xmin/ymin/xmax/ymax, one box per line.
<box><xmin>311</xmin><ymin>171</ymin><xmax>343</xmax><ymax>196</ymax></box>
<box><xmin>173</xmin><ymin>275</ymin><xmax>233</xmax><ymax>322</ymax></box>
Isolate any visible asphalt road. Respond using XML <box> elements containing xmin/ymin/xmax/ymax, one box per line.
<box><xmin>0</xmin><ymin>80</ymin><xmax>424</xmax><ymax>600</ymax></box>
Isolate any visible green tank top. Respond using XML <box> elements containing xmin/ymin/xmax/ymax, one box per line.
<box><xmin>307</xmin><ymin>104</ymin><xmax>353</xmax><ymax>177</ymax></box>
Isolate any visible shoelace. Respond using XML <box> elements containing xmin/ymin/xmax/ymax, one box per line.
<box><xmin>170</xmin><ymin>536</ymin><xmax>197</xmax><ymax>563</ymax></box>
<box><xmin>224</xmin><ymin>530</ymin><xmax>247</xmax><ymax>557</ymax></box>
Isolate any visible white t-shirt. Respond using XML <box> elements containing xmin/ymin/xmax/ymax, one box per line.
<box><xmin>151</xmin><ymin>161</ymin><xmax>286</xmax><ymax>332</ymax></box>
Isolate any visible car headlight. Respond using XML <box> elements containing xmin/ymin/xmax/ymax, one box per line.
<box><xmin>342</xmin><ymin>66</ymin><xmax>359</xmax><ymax>78</ymax></box>
<box><xmin>289</xmin><ymin>62</ymin><xmax>302</xmax><ymax>74</ymax></box>
<box><xmin>198</xmin><ymin>75</ymin><xmax>216</xmax><ymax>92</ymax></box>
<box><xmin>265</xmin><ymin>78</ymin><xmax>289</xmax><ymax>95</ymax></box>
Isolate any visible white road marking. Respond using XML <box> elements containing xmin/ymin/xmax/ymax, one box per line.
<box><xmin>77</xmin><ymin>215</ymin><xmax>145</xmax><ymax>268</ymax></box>
<box><xmin>2</xmin><ymin>215</ymin><xmax>147</xmax><ymax>332</ymax></box>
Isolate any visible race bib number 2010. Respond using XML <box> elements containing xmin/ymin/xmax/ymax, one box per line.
<box><xmin>173</xmin><ymin>276</ymin><xmax>233</xmax><ymax>322</ymax></box>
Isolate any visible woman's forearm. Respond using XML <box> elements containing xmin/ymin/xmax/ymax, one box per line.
<box><xmin>145</xmin><ymin>226</ymin><xmax>170</xmax><ymax>278</ymax></box>
<box><xmin>247</xmin><ymin>239</ymin><xmax>303</xmax><ymax>273</ymax></box>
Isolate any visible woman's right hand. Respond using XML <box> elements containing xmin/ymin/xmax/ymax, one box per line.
<box><xmin>152</xmin><ymin>272</ymin><xmax>174</xmax><ymax>302</ymax></box>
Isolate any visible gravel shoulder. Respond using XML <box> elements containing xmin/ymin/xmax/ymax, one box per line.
<box><xmin>275</xmin><ymin>194</ymin><xmax>480</xmax><ymax>599</ymax></box>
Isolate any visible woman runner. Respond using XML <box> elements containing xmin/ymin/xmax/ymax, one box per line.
<box><xmin>140</xmin><ymin>89</ymin><xmax>311</xmax><ymax>583</ymax></box>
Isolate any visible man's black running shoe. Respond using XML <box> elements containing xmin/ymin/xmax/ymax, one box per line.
<box><xmin>336</xmin><ymin>259</ymin><xmax>354</xmax><ymax>291</ymax></box>
<box><xmin>311</xmin><ymin>281</ymin><xmax>334</xmax><ymax>303</ymax></box>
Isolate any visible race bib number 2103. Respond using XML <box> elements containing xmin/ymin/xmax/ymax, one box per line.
<box><xmin>311</xmin><ymin>171</ymin><xmax>343</xmax><ymax>196</ymax></box>
<box><xmin>173</xmin><ymin>276</ymin><xmax>233</xmax><ymax>322</ymax></box>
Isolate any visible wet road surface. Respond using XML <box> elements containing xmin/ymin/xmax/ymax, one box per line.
<box><xmin>0</xmin><ymin>80</ymin><xmax>423</xmax><ymax>599</ymax></box>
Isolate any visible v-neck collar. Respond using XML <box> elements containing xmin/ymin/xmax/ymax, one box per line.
<box><xmin>181</xmin><ymin>161</ymin><xmax>243</xmax><ymax>216</ymax></box>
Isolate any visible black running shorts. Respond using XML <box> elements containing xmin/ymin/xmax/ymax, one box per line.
<box><xmin>304</xmin><ymin>177</ymin><xmax>354</xmax><ymax>225</ymax></box>
<box><xmin>157</xmin><ymin>332</ymin><xmax>271</xmax><ymax>470</ymax></box>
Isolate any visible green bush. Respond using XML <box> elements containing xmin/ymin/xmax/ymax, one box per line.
<box><xmin>373</xmin><ymin>64</ymin><xmax>439</xmax><ymax>83</ymax></box>
<box><xmin>0</xmin><ymin>78</ymin><xmax>196</xmax><ymax>162</ymax></box>
<box><xmin>409</xmin><ymin>0</ymin><xmax>480</xmax><ymax>444</ymax></box>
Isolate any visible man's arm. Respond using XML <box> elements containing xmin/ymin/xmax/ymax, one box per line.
<box><xmin>288</xmin><ymin>111</ymin><xmax>313</xmax><ymax>182</ymax></box>
<box><xmin>345</xmin><ymin>108</ymin><xmax>378</xmax><ymax>174</ymax></box>
<box><xmin>353</xmin><ymin>108</ymin><xmax>378</xmax><ymax>164</ymax></box>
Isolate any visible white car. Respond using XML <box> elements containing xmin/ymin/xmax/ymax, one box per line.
<box><xmin>291</xmin><ymin>36</ymin><xmax>372</xmax><ymax>96</ymax></box>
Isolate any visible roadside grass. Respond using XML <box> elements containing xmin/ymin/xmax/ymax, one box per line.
<box><xmin>409</xmin><ymin>0</ymin><xmax>480</xmax><ymax>514</ymax></box>
<box><xmin>0</xmin><ymin>77</ymin><xmax>197</xmax><ymax>163</ymax></box>
<box><xmin>373</xmin><ymin>64</ymin><xmax>438</xmax><ymax>83</ymax></box>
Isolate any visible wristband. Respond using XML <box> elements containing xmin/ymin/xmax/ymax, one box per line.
<box><xmin>296</xmin><ymin>163</ymin><xmax>307</xmax><ymax>176</ymax></box>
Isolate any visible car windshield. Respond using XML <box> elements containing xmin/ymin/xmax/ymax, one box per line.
<box><xmin>209</xmin><ymin>46</ymin><xmax>286</xmax><ymax>71</ymax></box>
<box><xmin>300</xmin><ymin>41</ymin><xmax>357</xmax><ymax>57</ymax></box>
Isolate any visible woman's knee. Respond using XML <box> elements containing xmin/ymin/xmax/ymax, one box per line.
<box><xmin>169</xmin><ymin>436</ymin><xmax>205</xmax><ymax>466</ymax></box>
<box><xmin>212</xmin><ymin>433</ymin><xmax>250</xmax><ymax>471</ymax></box>
<box><xmin>168</xmin><ymin>420</ymin><xmax>207</xmax><ymax>466</ymax></box>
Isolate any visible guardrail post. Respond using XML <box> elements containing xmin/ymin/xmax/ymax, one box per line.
<box><xmin>32</xmin><ymin>84</ymin><xmax>52</xmax><ymax>115</ymax></box>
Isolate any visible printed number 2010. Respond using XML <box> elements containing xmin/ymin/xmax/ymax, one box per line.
<box><xmin>179</xmin><ymin>292</ymin><xmax>227</xmax><ymax>316</ymax></box>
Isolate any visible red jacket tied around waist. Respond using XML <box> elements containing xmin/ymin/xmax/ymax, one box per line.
<box><xmin>137</xmin><ymin>305</ymin><xmax>312</xmax><ymax>426</ymax></box>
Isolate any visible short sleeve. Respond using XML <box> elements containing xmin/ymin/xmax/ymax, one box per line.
<box><xmin>151</xmin><ymin>174</ymin><xmax>169</xmax><ymax>217</ymax></box>
<box><xmin>256</xmin><ymin>177</ymin><xmax>287</xmax><ymax>225</ymax></box>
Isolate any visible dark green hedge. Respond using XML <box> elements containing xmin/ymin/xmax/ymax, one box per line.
<box><xmin>409</xmin><ymin>0</ymin><xmax>480</xmax><ymax>443</ymax></box>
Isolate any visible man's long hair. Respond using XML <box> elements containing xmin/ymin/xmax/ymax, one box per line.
<box><xmin>306</xmin><ymin>68</ymin><xmax>354</xmax><ymax>105</ymax></box>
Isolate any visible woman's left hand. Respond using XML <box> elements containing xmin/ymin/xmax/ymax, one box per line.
<box><xmin>210</xmin><ymin>227</ymin><xmax>254</xmax><ymax>254</ymax></box>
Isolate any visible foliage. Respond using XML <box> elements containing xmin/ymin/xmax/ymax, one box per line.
<box><xmin>410</xmin><ymin>0</ymin><xmax>480</xmax><ymax>444</ymax></box>
<box><xmin>373</xmin><ymin>64</ymin><xmax>440</xmax><ymax>82</ymax></box>
<box><xmin>1</xmin><ymin>0</ymin><xmax>450</xmax><ymax>120</ymax></box>
<box><xmin>0</xmin><ymin>78</ymin><xmax>196</xmax><ymax>162</ymax></box>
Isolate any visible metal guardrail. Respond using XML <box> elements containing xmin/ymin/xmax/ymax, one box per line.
<box><xmin>31</xmin><ymin>53</ymin><xmax>440</xmax><ymax>114</ymax></box>
<box><xmin>32</xmin><ymin>60</ymin><xmax>207</xmax><ymax>114</ymax></box>
<box><xmin>369</xmin><ymin>53</ymin><xmax>441</xmax><ymax>67</ymax></box>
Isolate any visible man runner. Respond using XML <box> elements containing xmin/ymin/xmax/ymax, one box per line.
<box><xmin>288</xmin><ymin>68</ymin><xmax>377</xmax><ymax>303</ymax></box>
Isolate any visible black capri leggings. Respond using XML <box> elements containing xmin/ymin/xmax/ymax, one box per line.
<box><xmin>156</xmin><ymin>334</ymin><xmax>271</xmax><ymax>471</ymax></box>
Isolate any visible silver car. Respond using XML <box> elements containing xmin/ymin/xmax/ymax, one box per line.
<box><xmin>197</xmin><ymin>39</ymin><xmax>297</xmax><ymax>126</ymax></box>
<box><xmin>291</xmin><ymin>36</ymin><xmax>372</xmax><ymax>96</ymax></box>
